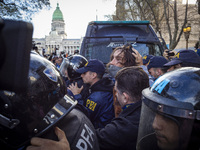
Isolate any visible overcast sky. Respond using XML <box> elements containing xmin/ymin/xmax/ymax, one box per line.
<box><xmin>31</xmin><ymin>0</ymin><xmax>116</xmax><ymax>39</ymax></box>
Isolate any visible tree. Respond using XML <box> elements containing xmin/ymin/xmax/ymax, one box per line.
<box><xmin>0</xmin><ymin>0</ymin><xmax>50</xmax><ymax>21</ymax></box>
<box><xmin>112</xmin><ymin>0</ymin><xmax>198</xmax><ymax>49</ymax></box>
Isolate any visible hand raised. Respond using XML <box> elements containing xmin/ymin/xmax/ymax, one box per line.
<box><xmin>68</xmin><ymin>82</ymin><xmax>83</xmax><ymax>95</ymax></box>
<box><xmin>132</xmin><ymin>48</ymin><xmax>143</xmax><ymax>66</ymax></box>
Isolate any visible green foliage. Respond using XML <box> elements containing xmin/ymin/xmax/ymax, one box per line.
<box><xmin>0</xmin><ymin>0</ymin><xmax>50</xmax><ymax>21</ymax></box>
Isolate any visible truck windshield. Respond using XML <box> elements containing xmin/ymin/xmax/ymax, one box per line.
<box><xmin>81</xmin><ymin>40</ymin><xmax>162</xmax><ymax>64</ymax></box>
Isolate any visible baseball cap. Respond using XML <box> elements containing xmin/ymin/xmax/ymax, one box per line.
<box><xmin>142</xmin><ymin>55</ymin><xmax>154</xmax><ymax>65</ymax></box>
<box><xmin>195</xmin><ymin>49</ymin><xmax>200</xmax><ymax>57</ymax></box>
<box><xmin>76</xmin><ymin>59</ymin><xmax>105</xmax><ymax>74</ymax></box>
<box><xmin>164</xmin><ymin>49</ymin><xmax>200</xmax><ymax>67</ymax></box>
<box><xmin>147</xmin><ymin>56</ymin><xmax>168</xmax><ymax>70</ymax></box>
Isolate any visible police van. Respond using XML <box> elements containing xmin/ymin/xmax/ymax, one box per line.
<box><xmin>80</xmin><ymin>21</ymin><xmax>167</xmax><ymax>64</ymax></box>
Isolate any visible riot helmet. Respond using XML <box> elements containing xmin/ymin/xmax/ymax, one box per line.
<box><xmin>137</xmin><ymin>67</ymin><xmax>200</xmax><ymax>150</ymax></box>
<box><xmin>60</xmin><ymin>54</ymin><xmax>88</xmax><ymax>80</ymax></box>
<box><xmin>0</xmin><ymin>52</ymin><xmax>77</xmax><ymax>149</ymax></box>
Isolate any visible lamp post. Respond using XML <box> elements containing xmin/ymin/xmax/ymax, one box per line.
<box><xmin>183</xmin><ymin>24</ymin><xmax>191</xmax><ymax>49</ymax></box>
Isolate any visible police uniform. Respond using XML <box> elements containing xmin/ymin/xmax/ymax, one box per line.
<box><xmin>74</xmin><ymin>77</ymin><xmax>114</xmax><ymax>129</ymax></box>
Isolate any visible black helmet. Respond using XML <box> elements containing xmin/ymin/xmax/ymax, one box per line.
<box><xmin>137</xmin><ymin>67</ymin><xmax>200</xmax><ymax>150</ymax></box>
<box><xmin>0</xmin><ymin>52</ymin><xmax>77</xmax><ymax>149</ymax></box>
<box><xmin>60</xmin><ymin>54</ymin><xmax>88</xmax><ymax>80</ymax></box>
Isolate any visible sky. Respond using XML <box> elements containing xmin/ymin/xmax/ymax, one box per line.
<box><xmin>31</xmin><ymin>0</ymin><xmax>117</xmax><ymax>39</ymax></box>
<box><xmin>31</xmin><ymin>0</ymin><xmax>197</xmax><ymax>39</ymax></box>
<box><xmin>182</xmin><ymin>0</ymin><xmax>196</xmax><ymax>4</ymax></box>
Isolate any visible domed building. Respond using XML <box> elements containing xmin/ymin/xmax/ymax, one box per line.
<box><xmin>33</xmin><ymin>3</ymin><xmax>80</xmax><ymax>56</ymax></box>
<box><xmin>51</xmin><ymin>3</ymin><xmax>66</xmax><ymax>37</ymax></box>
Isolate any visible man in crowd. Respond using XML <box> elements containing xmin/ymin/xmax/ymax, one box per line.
<box><xmin>96</xmin><ymin>66</ymin><xmax>149</xmax><ymax>150</ymax></box>
<box><xmin>147</xmin><ymin>56</ymin><xmax>168</xmax><ymax>80</ymax></box>
<box><xmin>68</xmin><ymin>59</ymin><xmax>115</xmax><ymax>129</ymax></box>
<box><xmin>163</xmin><ymin>49</ymin><xmax>200</xmax><ymax>72</ymax></box>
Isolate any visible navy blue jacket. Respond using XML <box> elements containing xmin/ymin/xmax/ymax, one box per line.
<box><xmin>74</xmin><ymin>77</ymin><xmax>114</xmax><ymax>129</ymax></box>
<box><xmin>96</xmin><ymin>100</ymin><xmax>142</xmax><ymax>150</ymax></box>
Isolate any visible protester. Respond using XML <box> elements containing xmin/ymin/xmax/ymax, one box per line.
<box><xmin>68</xmin><ymin>59</ymin><xmax>115</xmax><ymax>129</ymax></box>
<box><xmin>137</xmin><ymin>67</ymin><xmax>200</xmax><ymax>150</ymax></box>
<box><xmin>107</xmin><ymin>44</ymin><xmax>137</xmax><ymax>75</ymax></box>
<box><xmin>147</xmin><ymin>56</ymin><xmax>168</xmax><ymax>80</ymax></box>
<box><xmin>32</xmin><ymin>45</ymin><xmax>41</xmax><ymax>56</ymax></box>
<box><xmin>55</xmin><ymin>56</ymin><xmax>63</xmax><ymax>69</ymax></box>
<box><xmin>48</xmin><ymin>52</ymin><xmax>57</xmax><ymax>62</ymax></box>
<box><xmin>105</xmin><ymin>44</ymin><xmax>145</xmax><ymax>117</ymax></box>
<box><xmin>163</xmin><ymin>49</ymin><xmax>200</xmax><ymax>72</ymax></box>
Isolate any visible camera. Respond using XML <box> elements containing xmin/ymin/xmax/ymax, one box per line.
<box><xmin>166</xmin><ymin>50</ymin><xmax>175</xmax><ymax>56</ymax></box>
<box><xmin>0</xmin><ymin>19</ymin><xmax>33</xmax><ymax>92</ymax></box>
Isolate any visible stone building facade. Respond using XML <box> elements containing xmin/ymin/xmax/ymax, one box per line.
<box><xmin>114</xmin><ymin>0</ymin><xmax>200</xmax><ymax>50</ymax></box>
<box><xmin>158</xmin><ymin>2</ymin><xmax>200</xmax><ymax>50</ymax></box>
<box><xmin>33</xmin><ymin>3</ymin><xmax>81</xmax><ymax>56</ymax></box>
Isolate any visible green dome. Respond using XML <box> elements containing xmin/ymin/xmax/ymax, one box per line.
<box><xmin>52</xmin><ymin>3</ymin><xmax>63</xmax><ymax>21</ymax></box>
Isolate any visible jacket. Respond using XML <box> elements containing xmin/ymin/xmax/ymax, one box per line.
<box><xmin>96</xmin><ymin>100</ymin><xmax>142</xmax><ymax>150</ymax></box>
<box><xmin>74</xmin><ymin>77</ymin><xmax>115</xmax><ymax>129</ymax></box>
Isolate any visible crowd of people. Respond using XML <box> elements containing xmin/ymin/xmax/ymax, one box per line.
<box><xmin>1</xmin><ymin>42</ymin><xmax>200</xmax><ymax>150</ymax></box>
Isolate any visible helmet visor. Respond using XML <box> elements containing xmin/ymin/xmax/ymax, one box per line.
<box><xmin>33</xmin><ymin>94</ymin><xmax>77</xmax><ymax>137</ymax></box>
<box><xmin>59</xmin><ymin>58</ymin><xmax>69</xmax><ymax>78</ymax></box>
<box><xmin>1</xmin><ymin>94</ymin><xmax>77</xmax><ymax>149</ymax></box>
<box><xmin>136</xmin><ymin>95</ymin><xmax>194</xmax><ymax>150</ymax></box>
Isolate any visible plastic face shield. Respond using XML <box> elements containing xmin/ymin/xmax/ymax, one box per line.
<box><xmin>1</xmin><ymin>94</ymin><xmax>77</xmax><ymax>149</ymax></box>
<box><xmin>59</xmin><ymin>58</ymin><xmax>69</xmax><ymax>78</ymax></box>
<box><xmin>137</xmin><ymin>89</ymin><xmax>195</xmax><ymax>150</ymax></box>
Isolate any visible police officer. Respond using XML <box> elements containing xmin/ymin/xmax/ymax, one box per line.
<box><xmin>137</xmin><ymin>67</ymin><xmax>200</xmax><ymax>150</ymax></box>
<box><xmin>59</xmin><ymin>54</ymin><xmax>90</xmax><ymax>104</ymax></box>
<box><xmin>163</xmin><ymin>49</ymin><xmax>200</xmax><ymax>72</ymax></box>
<box><xmin>68</xmin><ymin>59</ymin><xmax>115</xmax><ymax>129</ymax></box>
<box><xmin>147</xmin><ymin>56</ymin><xmax>168</xmax><ymax>80</ymax></box>
<box><xmin>0</xmin><ymin>52</ymin><xmax>99</xmax><ymax>150</ymax></box>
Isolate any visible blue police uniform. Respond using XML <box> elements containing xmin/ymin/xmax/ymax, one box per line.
<box><xmin>74</xmin><ymin>77</ymin><xmax>115</xmax><ymax>129</ymax></box>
